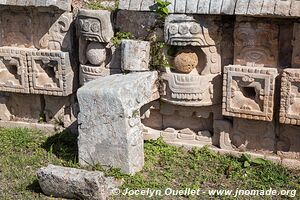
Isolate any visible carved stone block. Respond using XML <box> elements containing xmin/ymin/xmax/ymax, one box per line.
<box><xmin>234</xmin><ymin>20</ymin><xmax>279</xmax><ymax>67</ymax></box>
<box><xmin>77</xmin><ymin>9</ymin><xmax>114</xmax><ymax>43</ymax></box>
<box><xmin>292</xmin><ymin>23</ymin><xmax>300</xmax><ymax>68</ymax></box>
<box><xmin>160</xmin><ymin>71</ymin><xmax>222</xmax><ymax>107</ymax></box>
<box><xmin>34</xmin><ymin>12</ymin><xmax>73</xmax><ymax>51</ymax></box>
<box><xmin>279</xmin><ymin>69</ymin><xmax>300</xmax><ymax>125</ymax></box>
<box><xmin>0</xmin><ymin>47</ymin><xmax>30</xmax><ymax>93</ymax></box>
<box><xmin>222</xmin><ymin>65</ymin><xmax>277</xmax><ymax>121</ymax></box>
<box><xmin>121</xmin><ymin>40</ymin><xmax>151</xmax><ymax>72</ymax></box>
<box><xmin>27</xmin><ymin>50</ymin><xmax>75</xmax><ymax>96</ymax></box>
<box><xmin>277</xmin><ymin>125</ymin><xmax>300</xmax><ymax>159</ymax></box>
<box><xmin>164</xmin><ymin>14</ymin><xmax>221</xmax><ymax>47</ymax></box>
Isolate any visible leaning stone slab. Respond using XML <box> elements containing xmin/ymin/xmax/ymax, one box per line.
<box><xmin>78</xmin><ymin>72</ymin><xmax>159</xmax><ymax>174</ymax></box>
<box><xmin>37</xmin><ymin>165</ymin><xmax>121</xmax><ymax>200</ymax></box>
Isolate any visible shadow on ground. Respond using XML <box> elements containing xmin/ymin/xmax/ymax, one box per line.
<box><xmin>42</xmin><ymin>130</ymin><xmax>79</xmax><ymax>163</ymax></box>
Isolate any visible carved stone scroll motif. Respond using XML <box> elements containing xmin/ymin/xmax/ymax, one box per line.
<box><xmin>222</xmin><ymin>65</ymin><xmax>277</xmax><ymax>122</ymax></box>
<box><xmin>0</xmin><ymin>47</ymin><xmax>30</xmax><ymax>93</ymax></box>
<box><xmin>280</xmin><ymin>69</ymin><xmax>300</xmax><ymax>125</ymax></box>
<box><xmin>234</xmin><ymin>21</ymin><xmax>279</xmax><ymax>68</ymax></box>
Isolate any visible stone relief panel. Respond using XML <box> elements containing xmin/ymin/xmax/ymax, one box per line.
<box><xmin>222</xmin><ymin>65</ymin><xmax>277</xmax><ymax>122</ymax></box>
<box><xmin>27</xmin><ymin>50</ymin><xmax>75</xmax><ymax>96</ymax></box>
<box><xmin>77</xmin><ymin>9</ymin><xmax>114</xmax><ymax>43</ymax></box>
<box><xmin>34</xmin><ymin>12</ymin><xmax>73</xmax><ymax>51</ymax></box>
<box><xmin>164</xmin><ymin>14</ymin><xmax>221</xmax><ymax>47</ymax></box>
<box><xmin>0</xmin><ymin>47</ymin><xmax>30</xmax><ymax>93</ymax></box>
<box><xmin>279</xmin><ymin>69</ymin><xmax>300</xmax><ymax>125</ymax></box>
<box><xmin>77</xmin><ymin>9</ymin><xmax>117</xmax><ymax>85</ymax></box>
<box><xmin>234</xmin><ymin>20</ymin><xmax>279</xmax><ymax>68</ymax></box>
<box><xmin>160</xmin><ymin>68</ymin><xmax>222</xmax><ymax>106</ymax></box>
<box><xmin>292</xmin><ymin>23</ymin><xmax>300</xmax><ymax>68</ymax></box>
<box><xmin>161</xmin><ymin>14</ymin><xmax>222</xmax><ymax>107</ymax></box>
<box><xmin>232</xmin><ymin>118</ymin><xmax>275</xmax><ymax>152</ymax></box>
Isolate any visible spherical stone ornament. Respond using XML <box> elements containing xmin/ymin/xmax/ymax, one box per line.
<box><xmin>86</xmin><ymin>42</ymin><xmax>107</xmax><ymax>66</ymax></box>
<box><xmin>174</xmin><ymin>49</ymin><xmax>198</xmax><ymax>73</ymax></box>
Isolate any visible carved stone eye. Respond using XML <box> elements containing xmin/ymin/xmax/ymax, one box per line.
<box><xmin>179</xmin><ymin>25</ymin><xmax>189</xmax><ymax>35</ymax></box>
<box><xmin>91</xmin><ymin>23</ymin><xmax>100</xmax><ymax>32</ymax></box>
<box><xmin>79</xmin><ymin>19</ymin><xmax>84</xmax><ymax>29</ymax></box>
<box><xmin>83</xmin><ymin>21</ymin><xmax>90</xmax><ymax>32</ymax></box>
<box><xmin>169</xmin><ymin>25</ymin><xmax>178</xmax><ymax>34</ymax></box>
<box><xmin>190</xmin><ymin>24</ymin><xmax>201</xmax><ymax>34</ymax></box>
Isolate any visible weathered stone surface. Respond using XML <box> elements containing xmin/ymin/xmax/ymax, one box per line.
<box><xmin>275</xmin><ymin>0</ymin><xmax>292</xmax><ymax>16</ymax></box>
<box><xmin>78</xmin><ymin>72</ymin><xmax>159</xmax><ymax>174</ymax></box>
<box><xmin>247</xmin><ymin>0</ymin><xmax>264</xmax><ymax>15</ymax></box>
<box><xmin>279</xmin><ymin>69</ymin><xmax>300</xmax><ymax>125</ymax></box>
<box><xmin>0</xmin><ymin>0</ymin><xmax>72</xmax><ymax>11</ymax></box>
<box><xmin>77</xmin><ymin>9</ymin><xmax>114</xmax><ymax>43</ymax></box>
<box><xmin>86</xmin><ymin>42</ymin><xmax>107</xmax><ymax>66</ymax></box>
<box><xmin>121</xmin><ymin>40</ymin><xmax>151</xmax><ymax>72</ymax></box>
<box><xmin>210</xmin><ymin>0</ymin><xmax>222</xmax><ymax>14</ymax></box>
<box><xmin>27</xmin><ymin>50</ymin><xmax>76</xmax><ymax>96</ymax></box>
<box><xmin>232</xmin><ymin>118</ymin><xmax>275</xmax><ymax>152</ymax></box>
<box><xmin>116</xmin><ymin>10</ymin><xmax>158</xmax><ymax>40</ymax></box>
<box><xmin>37</xmin><ymin>164</ymin><xmax>121</xmax><ymax>200</ymax></box>
<box><xmin>164</xmin><ymin>14</ymin><xmax>221</xmax><ymax>47</ymax></box>
<box><xmin>234</xmin><ymin>20</ymin><xmax>279</xmax><ymax>67</ymax></box>
<box><xmin>118</xmin><ymin>0</ymin><xmax>300</xmax><ymax>17</ymax></box>
<box><xmin>292</xmin><ymin>23</ymin><xmax>300</xmax><ymax>68</ymax></box>
<box><xmin>174</xmin><ymin>49</ymin><xmax>198</xmax><ymax>73</ymax></box>
<box><xmin>221</xmin><ymin>0</ymin><xmax>237</xmax><ymax>14</ymax></box>
<box><xmin>222</xmin><ymin>65</ymin><xmax>277</xmax><ymax>122</ymax></box>
<box><xmin>213</xmin><ymin>119</ymin><xmax>234</xmax><ymax>150</ymax></box>
<box><xmin>0</xmin><ymin>92</ymin><xmax>11</xmax><ymax>121</ymax></box>
<box><xmin>277</xmin><ymin>125</ymin><xmax>300</xmax><ymax>159</ymax></box>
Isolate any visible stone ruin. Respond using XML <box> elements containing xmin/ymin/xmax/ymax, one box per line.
<box><xmin>1</xmin><ymin>0</ymin><xmax>300</xmax><ymax>175</ymax></box>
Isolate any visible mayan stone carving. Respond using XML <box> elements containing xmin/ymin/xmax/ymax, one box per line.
<box><xmin>234</xmin><ymin>20</ymin><xmax>278</xmax><ymax>67</ymax></box>
<box><xmin>160</xmin><ymin>14</ymin><xmax>222</xmax><ymax>107</ymax></box>
<box><xmin>0</xmin><ymin>47</ymin><xmax>30</xmax><ymax>93</ymax></box>
<box><xmin>222</xmin><ymin>65</ymin><xmax>277</xmax><ymax>121</ymax></box>
<box><xmin>77</xmin><ymin>9</ymin><xmax>115</xmax><ymax>85</ymax></box>
<box><xmin>27</xmin><ymin>50</ymin><xmax>75</xmax><ymax>96</ymax></box>
<box><xmin>292</xmin><ymin>23</ymin><xmax>300</xmax><ymax>68</ymax></box>
<box><xmin>280</xmin><ymin>69</ymin><xmax>300</xmax><ymax>125</ymax></box>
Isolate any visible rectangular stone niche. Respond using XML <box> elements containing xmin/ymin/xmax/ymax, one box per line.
<box><xmin>280</xmin><ymin>69</ymin><xmax>300</xmax><ymax>125</ymax></box>
<box><xmin>27</xmin><ymin>50</ymin><xmax>74</xmax><ymax>96</ymax></box>
<box><xmin>222</xmin><ymin>65</ymin><xmax>277</xmax><ymax>121</ymax></box>
<box><xmin>0</xmin><ymin>48</ymin><xmax>30</xmax><ymax>93</ymax></box>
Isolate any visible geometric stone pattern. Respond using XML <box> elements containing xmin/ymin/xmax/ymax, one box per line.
<box><xmin>280</xmin><ymin>69</ymin><xmax>300</xmax><ymax>125</ymax></box>
<box><xmin>234</xmin><ymin>21</ymin><xmax>279</xmax><ymax>68</ymax></box>
<box><xmin>119</xmin><ymin>0</ymin><xmax>300</xmax><ymax>17</ymax></box>
<box><xmin>292</xmin><ymin>23</ymin><xmax>300</xmax><ymax>68</ymax></box>
<box><xmin>27</xmin><ymin>50</ymin><xmax>75</xmax><ymax>96</ymax></box>
<box><xmin>222</xmin><ymin>65</ymin><xmax>277</xmax><ymax>122</ymax></box>
<box><xmin>0</xmin><ymin>0</ymin><xmax>72</xmax><ymax>11</ymax></box>
<box><xmin>0</xmin><ymin>48</ymin><xmax>30</xmax><ymax>93</ymax></box>
<box><xmin>0</xmin><ymin>47</ymin><xmax>75</xmax><ymax>96</ymax></box>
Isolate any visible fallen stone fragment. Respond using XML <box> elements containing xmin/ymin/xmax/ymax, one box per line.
<box><xmin>37</xmin><ymin>164</ymin><xmax>122</xmax><ymax>200</ymax></box>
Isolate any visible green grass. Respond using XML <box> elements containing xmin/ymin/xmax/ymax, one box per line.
<box><xmin>0</xmin><ymin>128</ymin><xmax>299</xmax><ymax>199</ymax></box>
